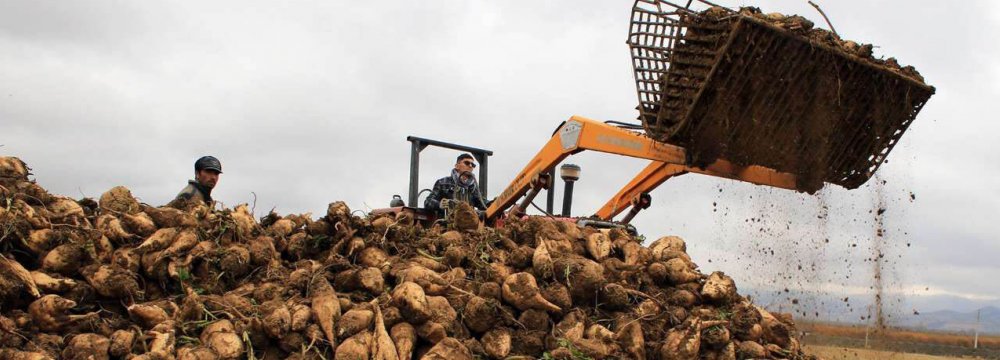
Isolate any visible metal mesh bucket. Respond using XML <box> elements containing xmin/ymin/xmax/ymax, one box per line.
<box><xmin>627</xmin><ymin>0</ymin><xmax>935</xmax><ymax>191</ymax></box>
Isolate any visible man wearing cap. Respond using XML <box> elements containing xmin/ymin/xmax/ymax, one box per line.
<box><xmin>425</xmin><ymin>153</ymin><xmax>487</xmax><ymax>214</ymax></box>
<box><xmin>168</xmin><ymin>156</ymin><xmax>222</xmax><ymax>208</ymax></box>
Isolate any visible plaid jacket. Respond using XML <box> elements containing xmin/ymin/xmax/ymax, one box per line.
<box><xmin>424</xmin><ymin>172</ymin><xmax>487</xmax><ymax>212</ymax></box>
<box><xmin>167</xmin><ymin>180</ymin><xmax>213</xmax><ymax>208</ymax></box>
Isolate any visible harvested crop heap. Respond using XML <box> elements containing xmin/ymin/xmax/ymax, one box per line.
<box><xmin>0</xmin><ymin>156</ymin><xmax>814</xmax><ymax>360</ymax></box>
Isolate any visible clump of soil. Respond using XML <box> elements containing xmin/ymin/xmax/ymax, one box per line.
<box><xmin>734</xmin><ymin>8</ymin><xmax>925</xmax><ymax>82</ymax></box>
<box><xmin>448</xmin><ymin>201</ymin><xmax>480</xmax><ymax>232</ymax></box>
<box><xmin>98</xmin><ymin>186</ymin><xmax>141</xmax><ymax>215</ymax></box>
<box><xmin>0</xmin><ymin>156</ymin><xmax>817</xmax><ymax>359</ymax></box>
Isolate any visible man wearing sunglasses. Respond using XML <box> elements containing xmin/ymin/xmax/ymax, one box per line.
<box><xmin>425</xmin><ymin>153</ymin><xmax>487</xmax><ymax>215</ymax></box>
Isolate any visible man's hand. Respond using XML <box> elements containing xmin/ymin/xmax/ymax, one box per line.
<box><xmin>439</xmin><ymin>198</ymin><xmax>451</xmax><ymax>209</ymax></box>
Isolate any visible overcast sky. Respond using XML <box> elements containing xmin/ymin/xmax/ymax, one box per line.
<box><xmin>2</xmin><ymin>0</ymin><xmax>997</xmax><ymax>322</ymax></box>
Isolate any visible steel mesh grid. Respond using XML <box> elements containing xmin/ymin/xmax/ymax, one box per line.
<box><xmin>668</xmin><ymin>16</ymin><xmax>934</xmax><ymax>191</ymax></box>
<box><xmin>627</xmin><ymin>0</ymin><xmax>731</xmax><ymax>126</ymax></box>
<box><xmin>625</xmin><ymin>0</ymin><xmax>934</xmax><ymax>191</ymax></box>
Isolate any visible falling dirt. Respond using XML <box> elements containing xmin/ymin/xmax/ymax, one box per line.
<box><xmin>704</xmin><ymin>183</ymin><xmax>838</xmax><ymax>322</ymax></box>
<box><xmin>872</xmin><ymin>175</ymin><xmax>888</xmax><ymax>332</ymax></box>
<box><xmin>698</xmin><ymin>163</ymin><xmax>917</xmax><ymax>338</ymax></box>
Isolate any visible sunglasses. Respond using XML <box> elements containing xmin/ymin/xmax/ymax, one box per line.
<box><xmin>462</xmin><ymin>161</ymin><xmax>477</xmax><ymax>168</ymax></box>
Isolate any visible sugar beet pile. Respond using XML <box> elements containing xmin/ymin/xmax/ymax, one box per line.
<box><xmin>0</xmin><ymin>156</ymin><xmax>815</xmax><ymax>360</ymax></box>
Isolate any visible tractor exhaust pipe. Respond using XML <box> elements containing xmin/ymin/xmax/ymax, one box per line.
<box><xmin>560</xmin><ymin>164</ymin><xmax>581</xmax><ymax>217</ymax></box>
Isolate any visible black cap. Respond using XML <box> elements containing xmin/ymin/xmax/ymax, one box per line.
<box><xmin>195</xmin><ymin>156</ymin><xmax>223</xmax><ymax>173</ymax></box>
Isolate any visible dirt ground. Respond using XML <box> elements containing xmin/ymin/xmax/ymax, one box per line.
<box><xmin>806</xmin><ymin>345</ymin><xmax>980</xmax><ymax>360</ymax></box>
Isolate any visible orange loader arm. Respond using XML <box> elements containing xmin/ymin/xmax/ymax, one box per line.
<box><xmin>593</xmin><ymin>161</ymin><xmax>687</xmax><ymax>222</ymax></box>
<box><xmin>485</xmin><ymin>115</ymin><xmax>800</xmax><ymax>221</ymax></box>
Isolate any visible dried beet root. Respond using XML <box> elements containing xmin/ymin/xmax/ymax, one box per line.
<box><xmin>263</xmin><ymin>303</ymin><xmax>292</xmax><ymax>339</ymax></box>
<box><xmin>422</xmin><ymin>337</ymin><xmax>473</xmax><ymax>360</ymax></box>
<box><xmin>416</xmin><ymin>321</ymin><xmax>447</xmax><ymax>344</ymax></box>
<box><xmin>41</xmin><ymin>242</ymin><xmax>90</xmax><ymax>276</ymax></box>
<box><xmin>30</xmin><ymin>271</ymin><xmax>76</xmax><ymax>294</ymax></box>
<box><xmin>701</xmin><ymin>271</ymin><xmax>737</xmax><ymax>304</ymax></box>
<box><xmin>391</xmin><ymin>281</ymin><xmax>431</xmax><ymax>323</ymax></box>
<box><xmin>177</xmin><ymin>346</ymin><xmax>220</xmax><ymax>360</ymax></box>
<box><xmin>0</xmin><ymin>256</ymin><xmax>39</xmax><ymax>299</ymax></box>
<box><xmin>501</xmin><ymin>272</ymin><xmax>561</xmax><ymax>313</ymax></box>
<box><xmin>109</xmin><ymin>330</ymin><xmax>136</xmax><ymax>358</ymax></box>
<box><xmin>142</xmin><ymin>205</ymin><xmax>197</xmax><ymax>228</ymax></box>
<box><xmin>199</xmin><ymin>320</ymin><xmax>243</xmax><ymax>360</ymax></box>
<box><xmin>128</xmin><ymin>303</ymin><xmax>172</xmax><ymax>329</ymax></box>
<box><xmin>370</xmin><ymin>302</ymin><xmax>398</xmax><ymax>360</ymax></box>
<box><xmin>481</xmin><ymin>327</ymin><xmax>512</xmax><ymax>359</ymax></box>
<box><xmin>337</xmin><ymin>308</ymin><xmax>374</xmax><ymax>339</ymax></box>
<box><xmin>310</xmin><ymin>274</ymin><xmax>342</xmax><ymax>348</ymax></box>
<box><xmin>0</xmin><ymin>349</ymin><xmax>53</xmax><ymax>360</ymax></box>
<box><xmin>81</xmin><ymin>264</ymin><xmax>139</xmax><ymax>299</ymax></box>
<box><xmin>552</xmin><ymin>255</ymin><xmax>606</xmax><ymax>303</ymax></box>
<box><xmin>96</xmin><ymin>215</ymin><xmax>132</xmax><ymax>243</ymax></box>
<box><xmin>585</xmin><ymin>233</ymin><xmax>612</xmax><ymax>261</ymax></box>
<box><xmin>390</xmin><ymin>322</ymin><xmax>416</xmax><ymax>360</ymax></box>
<box><xmin>334</xmin><ymin>267</ymin><xmax>384</xmax><ymax>295</ymax></box>
<box><xmin>461</xmin><ymin>295</ymin><xmax>497</xmax><ymax>334</ymax></box>
<box><xmin>122</xmin><ymin>212</ymin><xmax>157</xmax><ymax>237</ymax></box>
<box><xmin>334</xmin><ymin>331</ymin><xmax>371</xmax><ymax>360</ymax></box>
<box><xmin>448</xmin><ymin>202</ymin><xmax>480</xmax><ymax>232</ymax></box>
<box><xmin>99</xmin><ymin>186</ymin><xmax>141</xmax><ymax>214</ymax></box>
<box><xmin>0</xmin><ymin>157</ymin><xmax>30</xmax><ymax>180</ymax></box>
<box><xmin>62</xmin><ymin>333</ymin><xmax>110</xmax><ymax>360</ymax></box>
<box><xmin>28</xmin><ymin>295</ymin><xmax>96</xmax><ymax>332</ymax></box>
<box><xmin>134</xmin><ymin>228</ymin><xmax>180</xmax><ymax>255</ymax></box>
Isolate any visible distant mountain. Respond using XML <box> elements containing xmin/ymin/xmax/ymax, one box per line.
<box><xmin>907</xmin><ymin>296</ymin><xmax>1000</xmax><ymax>314</ymax></box>
<box><xmin>742</xmin><ymin>288</ymin><xmax>1000</xmax><ymax>334</ymax></box>
<box><xmin>898</xmin><ymin>306</ymin><xmax>1000</xmax><ymax>334</ymax></box>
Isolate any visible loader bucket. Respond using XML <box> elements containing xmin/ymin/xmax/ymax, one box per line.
<box><xmin>627</xmin><ymin>0</ymin><xmax>934</xmax><ymax>192</ymax></box>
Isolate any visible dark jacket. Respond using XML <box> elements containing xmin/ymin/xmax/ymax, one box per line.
<box><xmin>425</xmin><ymin>169</ymin><xmax>487</xmax><ymax>212</ymax></box>
<box><xmin>167</xmin><ymin>180</ymin><xmax>213</xmax><ymax>208</ymax></box>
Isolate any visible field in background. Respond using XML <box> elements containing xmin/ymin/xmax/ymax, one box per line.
<box><xmin>806</xmin><ymin>345</ymin><xmax>973</xmax><ymax>360</ymax></box>
<box><xmin>802</xmin><ymin>322</ymin><xmax>1000</xmax><ymax>359</ymax></box>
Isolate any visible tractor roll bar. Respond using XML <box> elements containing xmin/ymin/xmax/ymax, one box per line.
<box><xmin>406</xmin><ymin>136</ymin><xmax>494</xmax><ymax>207</ymax></box>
